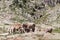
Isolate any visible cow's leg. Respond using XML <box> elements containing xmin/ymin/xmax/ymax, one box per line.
<box><xmin>8</xmin><ymin>28</ymin><xmax>13</xmax><ymax>34</ymax></box>
<box><xmin>32</xmin><ymin>27</ymin><xmax>35</xmax><ymax>32</ymax></box>
<box><xmin>27</xmin><ymin>29</ymin><xmax>30</xmax><ymax>32</ymax></box>
<box><xmin>19</xmin><ymin>29</ymin><xmax>24</xmax><ymax>33</ymax></box>
<box><xmin>16</xmin><ymin>29</ymin><xmax>18</xmax><ymax>31</ymax></box>
<box><xmin>25</xmin><ymin>29</ymin><xmax>30</xmax><ymax>33</ymax></box>
<box><xmin>8</xmin><ymin>28</ymin><xmax>11</xmax><ymax>34</ymax></box>
<box><xmin>13</xmin><ymin>28</ymin><xmax>16</xmax><ymax>33</ymax></box>
<box><xmin>21</xmin><ymin>30</ymin><xmax>25</xmax><ymax>33</ymax></box>
<box><xmin>32</xmin><ymin>24</ymin><xmax>35</xmax><ymax>32</ymax></box>
<box><xmin>18</xmin><ymin>27</ymin><xmax>24</xmax><ymax>33</ymax></box>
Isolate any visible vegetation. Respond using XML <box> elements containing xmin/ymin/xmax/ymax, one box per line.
<box><xmin>53</xmin><ymin>28</ymin><xmax>60</xmax><ymax>33</ymax></box>
<box><xmin>0</xmin><ymin>0</ymin><xmax>60</xmax><ymax>40</ymax></box>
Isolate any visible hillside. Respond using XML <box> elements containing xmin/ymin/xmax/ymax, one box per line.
<box><xmin>0</xmin><ymin>0</ymin><xmax>60</xmax><ymax>40</ymax></box>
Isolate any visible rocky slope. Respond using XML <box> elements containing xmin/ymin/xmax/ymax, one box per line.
<box><xmin>0</xmin><ymin>0</ymin><xmax>60</xmax><ymax>40</ymax></box>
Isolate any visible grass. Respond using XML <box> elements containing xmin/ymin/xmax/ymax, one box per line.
<box><xmin>11</xmin><ymin>15</ymin><xmax>25</xmax><ymax>23</ymax></box>
<box><xmin>34</xmin><ymin>14</ymin><xmax>50</xmax><ymax>24</ymax></box>
<box><xmin>53</xmin><ymin>28</ymin><xmax>60</xmax><ymax>33</ymax></box>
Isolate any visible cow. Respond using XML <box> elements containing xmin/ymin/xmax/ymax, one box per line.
<box><xmin>8</xmin><ymin>23</ymin><xmax>24</xmax><ymax>34</ymax></box>
<box><xmin>22</xmin><ymin>22</ymin><xmax>35</xmax><ymax>33</ymax></box>
<box><xmin>45</xmin><ymin>27</ymin><xmax>53</xmax><ymax>33</ymax></box>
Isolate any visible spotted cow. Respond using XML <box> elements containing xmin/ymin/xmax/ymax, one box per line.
<box><xmin>8</xmin><ymin>23</ymin><xmax>24</xmax><ymax>34</ymax></box>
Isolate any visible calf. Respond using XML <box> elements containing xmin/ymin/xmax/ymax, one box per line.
<box><xmin>45</xmin><ymin>27</ymin><xmax>53</xmax><ymax>33</ymax></box>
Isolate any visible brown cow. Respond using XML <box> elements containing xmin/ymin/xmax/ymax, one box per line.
<box><xmin>22</xmin><ymin>22</ymin><xmax>35</xmax><ymax>33</ymax></box>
